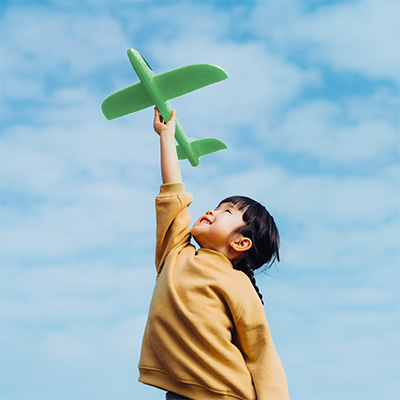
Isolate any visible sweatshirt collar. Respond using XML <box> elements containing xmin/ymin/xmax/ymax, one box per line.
<box><xmin>196</xmin><ymin>247</ymin><xmax>234</xmax><ymax>268</ymax></box>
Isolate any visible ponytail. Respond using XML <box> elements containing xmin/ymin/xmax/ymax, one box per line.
<box><xmin>233</xmin><ymin>257</ymin><xmax>264</xmax><ymax>304</ymax></box>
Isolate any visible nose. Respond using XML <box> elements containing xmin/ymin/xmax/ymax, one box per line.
<box><xmin>206</xmin><ymin>209</ymin><xmax>214</xmax><ymax>216</ymax></box>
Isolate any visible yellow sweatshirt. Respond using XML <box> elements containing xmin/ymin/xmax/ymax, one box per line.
<box><xmin>138</xmin><ymin>183</ymin><xmax>289</xmax><ymax>400</ymax></box>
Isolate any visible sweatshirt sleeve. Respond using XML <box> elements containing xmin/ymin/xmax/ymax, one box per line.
<box><xmin>155</xmin><ymin>183</ymin><xmax>193</xmax><ymax>275</ymax></box>
<box><xmin>235</xmin><ymin>291</ymin><xmax>289</xmax><ymax>400</ymax></box>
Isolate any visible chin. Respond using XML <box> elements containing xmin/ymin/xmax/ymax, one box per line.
<box><xmin>190</xmin><ymin>230</ymin><xmax>204</xmax><ymax>248</ymax></box>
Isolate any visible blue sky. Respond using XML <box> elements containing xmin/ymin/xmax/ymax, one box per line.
<box><xmin>0</xmin><ymin>0</ymin><xmax>399</xmax><ymax>399</ymax></box>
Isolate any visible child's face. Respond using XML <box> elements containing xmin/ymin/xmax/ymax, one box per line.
<box><xmin>191</xmin><ymin>202</ymin><xmax>245</xmax><ymax>257</ymax></box>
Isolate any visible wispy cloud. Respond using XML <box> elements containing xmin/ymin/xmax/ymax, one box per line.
<box><xmin>246</xmin><ymin>0</ymin><xmax>399</xmax><ymax>80</ymax></box>
<box><xmin>1</xmin><ymin>1</ymin><xmax>399</xmax><ymax>400</ymax></box>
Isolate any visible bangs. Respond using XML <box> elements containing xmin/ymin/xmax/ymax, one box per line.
<box><xmin>218</xmin><ymin>196</ymin><xmax>259</xmax><ymax>221</ymax></box>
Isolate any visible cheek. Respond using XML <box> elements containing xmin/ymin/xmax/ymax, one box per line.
<box><xmin>209</xmin><ymin>221</ymin><xmax>230</xmax><ymax>238</ymax></box>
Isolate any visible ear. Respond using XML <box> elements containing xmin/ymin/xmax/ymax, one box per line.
<box><xmin>230</xmin><ymin>236</ymin><xmax>252</xmax><ymax>253</ymax></box>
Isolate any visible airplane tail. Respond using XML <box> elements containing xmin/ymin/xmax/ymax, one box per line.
<box><xmin>176</xmin><ymin>137</ymin><xmax>227</xmax><ymax>167</ymax></box>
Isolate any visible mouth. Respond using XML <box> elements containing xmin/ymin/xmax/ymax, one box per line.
<box><xmin>199</xmin><ymin>216</ymin><xmax>211</xmax><ymax>225</ymax></box>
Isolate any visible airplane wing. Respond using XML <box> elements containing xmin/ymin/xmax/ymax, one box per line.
<box><xmin>101</xmin><ymin>64</ymin><xmax>228</xmax><ymax>121</ymax></box>
<box><xmin>176</xmin><ymin>137</ymin><xmax>228</xmax><ymax>162</ymax></box>
<box><xmin>101</xmin><ymin>81</ymin><xmax>153</xmax><ymax>121</ymax></box>
<box><xmin>155</xmin><ymin>64</ymin><xmax>228</xmax><ymax>101</ymax></box>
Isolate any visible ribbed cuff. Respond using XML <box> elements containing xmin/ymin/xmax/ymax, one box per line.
<box><xmin>158</xmin><ymin>183</ymin><xmax>186</xmax><ymax>196</ymax></box>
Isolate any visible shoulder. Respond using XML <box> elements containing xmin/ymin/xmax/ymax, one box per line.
<box><xmin>194</xmin><ymin>249</ymin><xmax>259</xmax><ymax>310</ymax></box>
<box><xmin>235</xmin><ymin>275</ymin><xmax>267</xmax><ymax>327</ymax></box>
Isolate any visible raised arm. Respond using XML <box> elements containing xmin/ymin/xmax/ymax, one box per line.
<box><xmin>153</xmin><ymin>108</ymin><xmax>182</xmax><ymax>184</ymax></box>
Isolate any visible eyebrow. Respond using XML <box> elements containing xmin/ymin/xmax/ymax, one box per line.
<box><xmin>216</xmin><ymin>203</ymin><xmax>240</xmax><ymax>211</ymax></box>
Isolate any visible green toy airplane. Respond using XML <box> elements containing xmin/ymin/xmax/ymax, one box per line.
<box><xmin>101</xmin><ymin>48</ymin><xmax>228</xmax><ymax>167</ymax></box>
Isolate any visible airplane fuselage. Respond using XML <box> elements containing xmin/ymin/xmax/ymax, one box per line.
<box><xmin>127</xmin><ymin>48</ymin><xmax>200</xmax><ymax>166</ymax></box>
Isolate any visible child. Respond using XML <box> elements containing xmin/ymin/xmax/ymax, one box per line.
<box><xmin>138</xmin><ymin>109</ymin><xmax>289</xmax><ymax>400</ymax></box>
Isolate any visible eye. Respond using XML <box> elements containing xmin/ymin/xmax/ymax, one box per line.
<box><xmin>225</xmin><ymin>209</ymin><xmax>232</xmax><ymax>214</ymax></box>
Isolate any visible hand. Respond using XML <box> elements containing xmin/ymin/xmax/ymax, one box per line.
<box><xmin>153</xmin><ymin>108</ymin><xmax>177</xmax><ymax>139</ymax></box>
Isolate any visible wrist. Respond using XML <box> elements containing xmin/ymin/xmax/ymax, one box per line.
<box><xmin>160</xmin><ymin>132</ymin><xmax>175</xmax><ymax>144</ymax></box>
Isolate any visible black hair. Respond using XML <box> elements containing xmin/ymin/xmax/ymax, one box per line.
<box><xmin>218</xmin><ymin>196</ymin><xmax>280</xmax><ymax>304</ymax></box>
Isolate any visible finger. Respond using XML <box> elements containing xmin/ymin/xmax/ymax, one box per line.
<box><xmin>154</xmin><ymin>107</ymin><xmax>161</xmax><ymax>122</ymax></box>
<box><xmin>153</xmin><ymin>109</ymin><xmax>162</xmax><ymax>135</ymax></box>
<box><xmin>167</xmin><ymin>109</ymin><xmax>177</xmax><ymax>126</ymax></box>
<box><xmin>154</xmin><ymin>108</ymin><xmax>163</xmax><ymax>128</ymax></box>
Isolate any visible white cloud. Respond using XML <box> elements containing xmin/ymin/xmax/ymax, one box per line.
<box><xmin>148</xmin><ymin>38</ymin><xmax>320</xmax><ymax>133</ymax></box>
<box><xmin>1</xmin><ymin>313</ymin><xmax>156</xmax><ymax>399</ymax></box>
<box><xmin>1</xmin><ymin>262</ymin><xmax>156</xmax><ymax>322</ymax></box>
<box><xmin>281</xmin><ymin>218</ymin><xmax>399</xmax><ymax>273</ymax></box>
<box><xmin>261</xmin><ymin>269</ymin><xmax>399</xmax><ymax>399</ymax></box>
<box><xmin>276</xmin><ymin>169</ymin><xmax>397</xmax><ymax>227</ymax></box>
<box><xmin>247</xmin><ymin>0</ymin><xmax>400</xmax><ymax>81</ymax></box>
<box><xmin>262</xmin><ymin>91</ymin><xmax>399</xmax><ymax>166</ymax></box>
<box><xmin>346</xmin><ymin>87</ymin><xmax>399</xmax><ymax>124</ymax></box>
<box><xmin>186</xmin><ymin>163</ymin><xmax>398</xmax><ymax>229</ymax></box>
<box><xmin>1</xmin><ymin>6</ymin><xmax>130</xmax><ymax>84</ymax></box>
<box><xmin>1</xmin><ymin>93</ymin><xmax>160</xmax><ymax>259</ymax></box>
<box><xmin>1</xmin><ymin>191</ymin><xmax>156</xmax><ymax>258</ymax></box>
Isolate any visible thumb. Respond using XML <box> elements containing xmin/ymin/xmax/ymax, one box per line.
<box><xmin>167</xmin><ymin>109</ymin><xmax>177</xmax><ymax>126</ymax></box>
